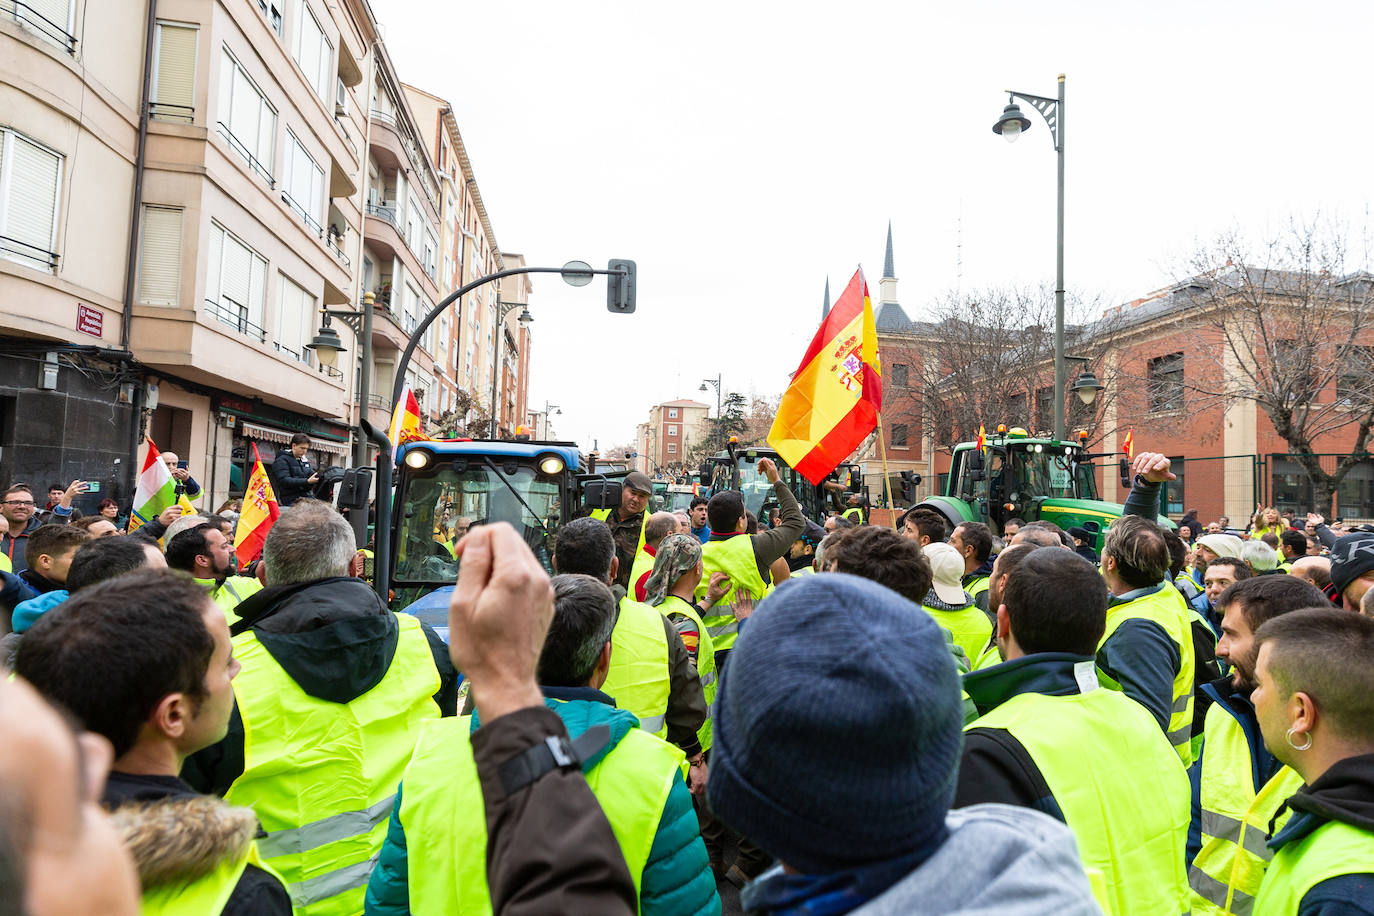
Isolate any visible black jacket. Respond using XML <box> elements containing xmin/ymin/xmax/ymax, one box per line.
<box><xmin>1267</xmin><ymin>753</ymin><xmax>1374</xmax><ymax>915</ymax></box>
<box><xmin>103</xmin><ymin>772</ymin><xmax>291</xmax><ymax>916</ymax></box>
<box><xmin>182</xmin><ymin>576</ymin><xmax>457</xmax><ymax>795</ymax></box>
<box><xmin>269</xmin><ymin>452</ymin><xmax>315</xmax><ymax>506</ymax></box>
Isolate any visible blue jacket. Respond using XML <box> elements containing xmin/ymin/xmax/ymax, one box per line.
<box><xmin>364</xmin><ymin>687</ymin><xmax>719</xmax><ymax>916</ymax></box>
<box><xmin>11</xmin><ymin>589</ymin><xmax>69</xmax><ymax>633</ymax></box>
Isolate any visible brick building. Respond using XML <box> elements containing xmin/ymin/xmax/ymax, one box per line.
<box><xmin>634</xmin><ymin>399</ymin><xmax>710</xmax><ymax>476</ymax></box>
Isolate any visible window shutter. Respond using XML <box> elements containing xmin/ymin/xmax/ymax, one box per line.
<box><xmin>4</xmin><ymin>135</ymin><xmax>61</xmax><ymax>260</ymax></box>
<box><xmin>249</xmin><ymin>252</ymin><xmax>267</xmax><ymax>330</ymax></box>
<box><xmin>137</xmin><ymin>206</ymin><xmax>182</xmax><ymax>305</ymax></box>
<box><xmin>221</xmin><ymin>234</ymin><xmax>251</xmax><ymax>309</ymax></box>
<box><xmin>205</xmin><ymin>223</ymin><xmax>223</xmax><ymax>303</ymax></box>
<box><xmin>26</xmin><ymin>0</ymin><xmax>70</xmax><ymax>31</ymax></box>
<box><xmin>154</xmin><ymin>23</ymin><xmax>197</xmax><ymax>113</ymax></box>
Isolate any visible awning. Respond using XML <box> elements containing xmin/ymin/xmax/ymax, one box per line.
<box><xmin>240</xmin><ymin>421</ymin><xmax>350</xmax><ymax>456</ymax></box>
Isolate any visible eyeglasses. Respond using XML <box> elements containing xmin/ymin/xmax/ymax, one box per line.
<box><xmin>3</xmin><ymin>500</ymin><xmax>34</xmax><ymax>507</ymax></box>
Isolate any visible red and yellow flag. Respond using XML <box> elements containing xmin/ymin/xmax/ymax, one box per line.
<box><xmin>389</xmin><ymin>382</ymin><xmax>431</xmax><ymax>455</ymax></box>
<box><xmin>976</xmin><ymin>424</ymin><xmax>987</xmax><ymax>452</ymax></box>
<box><xmin>234</xmin><ymin>443</ymin><xmax>280</xmax><ymax>567</ymax></box>
<box><xmin>767</xmin><ymin>268</ymin><xmax>882</xmax><ymax>485</ymax></box>
<box><xmin>1122</xmin><ymin>430</ymin><xmax>1135</xmax><ymax>460</ymax></box>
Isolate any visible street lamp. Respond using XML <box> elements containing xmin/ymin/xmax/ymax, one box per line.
<box><xmin>305</xmin><ymin>290</ymin><xmax>377</xmax><ymax>466</ymax></box>
<box><xmin>699</xmin><ymin>374</ymin><xmax>722</xmax><ymax>417</ymax></box>
<box><xmin>1072</xmin><ymin>369</ymin><xmax>1104</xmax><ymax>405</ymax></box>
<box><xmin>993</xmin><ymin>73</ymin><xmax>1067</xmax><ymax>438</ymax></box>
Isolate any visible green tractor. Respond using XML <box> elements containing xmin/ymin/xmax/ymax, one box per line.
<box><xmin>914</xmin><ymin>428</ymin><xmax>1170</xmax><ymax>547</ymax></box>
<box><xmin>699</xmin><ymin>439</ymin><xmax>861</xmax><ymax>526</ymax></box>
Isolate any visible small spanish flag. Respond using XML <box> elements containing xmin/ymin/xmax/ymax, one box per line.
<box><xmin>976</xmin><ymin>424</ymin><xmax>987</xmax><ymax>453</ymax></box>
<box><xmin>767</xmin><ymin>268</ymin><xmax>882</xmax><ymax>485</ymax></box>
<box><xmin>388</xmin><ymin>382</ymin><xmax>431</xmax><ymax>455</ymax></box>
<box><xmin>1122</xmin><ymin>430</ymin><xmax>1135</xmax><ymax>460</ymax></box>
<box><xmin>234</xmin><ymin>443</ymin><xmax>281</xmax><ymax>566</ymax></box>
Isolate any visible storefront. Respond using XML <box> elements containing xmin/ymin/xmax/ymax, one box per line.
<box><xmin>213</xmin><ymin>395</ymin><xmax>351</xmax><ymax>501</ymax></box>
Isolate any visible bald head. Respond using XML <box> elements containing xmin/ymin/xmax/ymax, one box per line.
<box><xmin>1290</xmin><ymin>555</ymin><xmax>1332</xmax><ymax>590</ymax></box>
<box><xmin>644</xmin><ymin>512</ymin><xmax>679</xmax><ymax>550</ymax></box>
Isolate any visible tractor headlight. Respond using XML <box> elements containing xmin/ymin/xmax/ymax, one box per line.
<box><xmin>404</xmin><ymin>449</ymin><xmax>432</xmax><ymax>469</ymax></box>
<box><xmin>539</xmin><ymin>454</ymin><xmax>565</xmax><ymax>475</ymax></box>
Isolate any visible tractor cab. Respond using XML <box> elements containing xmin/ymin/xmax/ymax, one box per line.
<box><xmin>700</xmin><ymin>440</ymin><xmax>860</xmax><ymax>525</ymax></box>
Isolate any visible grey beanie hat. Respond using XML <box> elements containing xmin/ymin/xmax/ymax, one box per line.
<box><xmin>707</xmin><ymin>573</ymin><xmax>962</xmax><ymax>873</ymax></box>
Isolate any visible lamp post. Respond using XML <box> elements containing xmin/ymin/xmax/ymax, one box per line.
<box><xmin>993</xmin><ymin>73</ymin><xmax>1067</xmax><ymax>439</ymax></box>
<box><xmin>492</xmin><ymin>299</ymin><xmax>534</xmax><ymax>438</ymax></box>
<box><xmin>305</xmin><ymin>290</ymin><xmax>376</xmax><ymax>467</ymax></box>
<box><xmin>699</xmin><ymin>374</ymin><xmax>723</xmax><ymax>450</ymax></box>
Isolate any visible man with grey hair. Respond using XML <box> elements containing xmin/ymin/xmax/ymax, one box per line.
<box><xmin>183</xmin><ymin>499</ymin><xmax>456</xmax><ymax>913</ymax></box>
<box><xmin>1240</xmin><ymin>538</ymin><xmax>1281</xmax><ymax>574</ymax></box>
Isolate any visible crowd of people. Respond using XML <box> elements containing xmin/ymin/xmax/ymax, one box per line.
<box><xmin>1</xmin><ymin>449</ymin><xmax>1372</xmax><ymax>915</ymax></box>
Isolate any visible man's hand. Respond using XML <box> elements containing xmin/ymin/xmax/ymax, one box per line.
<box><xmin>705</xmin><ymin>571</ymin><xmax>731</xmax><ymax>604</ymax></box>
<box><xmin>157</xmin><ymin>505</ymin><xmax>184</xmax><ymax>527</ymax></box>
<box><xmin>60</xmin><ymin>479</ymin><xmax>89</xmax><ymax>508</ymax></box>
<box><xmin>732</xmin><ymin>590</ymin><xmax>755</xmax><ymax>620</ymax></box>
<box><xmin>450</xmin><ymin>523</ymin><xmax>554</xmax><ymax>722</ymax></box>
<box><xmin>686</xmin><ymin>757</ymin><xmax>708</xmax><ymax>797</ymax></box>
<box><xmin>1131</xmin><ymin>452</ymin><xmax>1176</xmax><ymax>484</ymax></box>
<box><xmin>307</xmin><ymin>473</ymin><xmax>320</xmax><ymax>484</ymax></box>
<box><xmin>1307</xmin><ymin>512</ymin><xmax>1326</xmax><ymax>528</ymax></box>
<box><xmin>757</xmin><ymin>457</ymin><xmax>780</xmax><ymax>484</ymax></box>
<box><xmin>170</xmin><ymin>466</ymin><xmax>191</xmax><ymax>482</ymax></box>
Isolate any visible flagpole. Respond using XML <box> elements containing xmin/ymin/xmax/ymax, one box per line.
<box><xmin>875</xmin><ymin>410</ymin><xmax>897</xmax><ymax>527</ymax></box>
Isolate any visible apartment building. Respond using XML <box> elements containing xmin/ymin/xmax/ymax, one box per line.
<box><xmin>634</xmin><ymin>399</ymin><xmax>710</xmax><ymax>475</ymax></box>
<box><xmin>1</xmin><ymin>0</ymin><xmax>384</xmax><ymax>508</ymax></box>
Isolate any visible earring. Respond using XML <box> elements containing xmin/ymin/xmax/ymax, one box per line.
<box><xmin>1286</xmin><ymin>727</ymin><xmax>1312</xmax><ymax>751</ymax></box>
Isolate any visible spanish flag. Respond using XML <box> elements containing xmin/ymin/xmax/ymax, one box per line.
<box><xmin>234</xmin><ymin>443</ymin><xmax>280</xmax><ymax>567</ymax></box>
<box><xmin>1122</xmin><ymin>429</ymin><xmax>1135</xmax><ymax>460</ymax></box>
<box><xmin>768</xmin><ymin>268</ymin><xmax>882</xmax><ymax>485</ymax></box>
<box><xmin>388</xmin><ymin>382</ymin><xmax>429</xmax><ymax>455</ymax></box>
<box><xmin>976</xmin><ymin>424</ymin><xmax>987</xmax><ymax>453</ymax></box>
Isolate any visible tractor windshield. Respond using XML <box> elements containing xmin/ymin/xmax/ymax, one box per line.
<box><xmin>709</xmin><ymin>455</ymin><xmax>804</xmax><ymax>520</ymax></box>
<box><xmin>1007</xmin><ymin>444</ymin><xmax>1097</xmax><ymax>501</ymax></box>
<box><xmin>393</xmin><ymin>462</ymin><xmax>562</xmax><ymax>586</ymax></box>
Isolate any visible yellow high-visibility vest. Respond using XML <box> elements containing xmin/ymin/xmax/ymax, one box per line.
<box><xmin>657</xmin><ymin>594</ymin><xmax>715</xmax><ymax>752</ymax></box>
<box><xmin>1188</xmin><ymin>702</ymin><xmax>1303</xmax><ymax>916</ymax></box>
<box><xmin>224</xmin><ymin>612</ymin><xmax>441</xmax><ymax>916</ymax></box>
<box><xmin>140</xmin><ymin>841</ymin><xmax>281</xmax><ymax>916</ymax></box>
<box><xmin>400</xmin><ymin>711</ymin><xmax>684</xmax><ymax>914</ymax></box>
<box><xmin>600</xmin><ymin>598</ymin><xmax>670</xmax><ymax>737</ymax></box>
<box><xmin>1255</xmin><ymin>819</ymin><xmax>1374</xmax><ymax>914</ymax></box>
<box><xmin>696</xmin><ymin>535</ymin><xmax>770</xmax><ymax>653</ymax></box>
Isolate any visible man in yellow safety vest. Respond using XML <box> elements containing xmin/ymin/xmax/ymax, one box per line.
<box><xmin>587</xmin><ymin>470</ymin><xmax>654</xmax><ymax>592</ymax></box>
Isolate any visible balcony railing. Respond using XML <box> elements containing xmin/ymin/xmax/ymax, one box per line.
<box><xmin>2</xmin><ymin>2</ymin><xmax>77</xmax><ymax>53</ymax></box>
<box><xmin>326</xmin><ymin>231</ymin><xmax>351</xmax><ymax>266</ymax></box>
<box><xmin>354</xmin><ymin>393</ymin><xmax>390</xmax><ymax>409</ymax></box>
<box><xmin>215</xmin><ymin>122</ymin><xmax>274</xmax><ymax>187</ymax></box>
<box><xmin>204</xmin><ymin>298</ymin><xmax>266</xmax><ymax>341</ymax></box>
<box><xmin>280</xmin><ymin>189</ymin><xmax>323</xmax><ymax>236</ymax></box>
<box><xmin>365</xmin><ymin>201</ymin><xmax>399</xmax><ymax>229</ymax></box>
<box><xmin>1</xmin><ymin>234</ymin><xmax>59</xmax><ymax>272</ymax></box>
<box><xmin>149</xmin><ymin>102</ymin><xmax>194</xmax><ymax>124</ymax></box>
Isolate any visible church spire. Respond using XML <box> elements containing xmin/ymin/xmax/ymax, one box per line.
<box><xmin>883</xmin><ymin>221</ymin><xmax>895</xmax><ymax>280</ymax></box>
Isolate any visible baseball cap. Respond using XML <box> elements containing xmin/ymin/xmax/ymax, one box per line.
<box><xmin>923</xmin><ymin>542</ymin><xmax>967</xmax><ymax>604</ymax></box>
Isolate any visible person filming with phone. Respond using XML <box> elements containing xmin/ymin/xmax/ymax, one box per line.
<box><xmin>161</xmin><ymin>451</ymin><xmax>202</xmax><ymax>501</ymax></box>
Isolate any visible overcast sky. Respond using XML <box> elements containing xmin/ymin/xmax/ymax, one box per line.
<box><xmin>374</xmin><ymin>0</ymin><xmax>1374</xmax><ymax>452</ymax></box>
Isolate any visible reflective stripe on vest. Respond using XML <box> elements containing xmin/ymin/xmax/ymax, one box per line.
<box><xmin>1100</xmin><ymin>585</ymin><xmax>1197</xmax><ymax>765</ymax></box>
<box><xmin>968</xmin><ymin>669</ymin><xmax>1191</xmax><ymax>916</ymax></box>
<box><xmin>658</xmin><ymin>594</ymin><xmax>716</xmax><ymax>752</ymax></box>
<box><xmin>600</xmin><ymin>598</ymin><xmax>671</xmax><ymax>738</ymax></box>
<box><xmin>400</xmin><ymin>713</ymin><xmax>683</xmax><ymax>913</ymax></box>
<box><xmin>1254</xmin><ymin>820</ymin><xmax>1374</xmax><ymax>914</ymax></box>
<box><xmin>225</xmin><ymin>612</ymin><xmax>442</xmax><ymax>916</ymax></box>
<box><xmin>1189</xmin><ymin>702</ymin><xmax>1303</xmax><ymax>916</ymax></box>
<box><xmin>697</xmin><ymin>534</ymin><xmax>770</xmax><ymax>653</ymax></box>
<box><xmin>922</xmin><ymin>603</ymin><xmax>992</xmax><ymax>669</ymax></box>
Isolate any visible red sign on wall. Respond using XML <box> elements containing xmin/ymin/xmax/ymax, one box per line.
<box><xmin>76</xmin><ymin>303</ymin><xmax>103</xmax><ymax>338</ymax></box>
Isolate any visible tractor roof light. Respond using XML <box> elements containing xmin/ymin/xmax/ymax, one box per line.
<box><xmin>403</xmin><ymin>449</ymin><xmax>431</xmax><ymax>469</ymax></box>
<box><xmin>539</xmin><ymin>454</ymin><xmax>566</xmax><ymax>476</ymax></box>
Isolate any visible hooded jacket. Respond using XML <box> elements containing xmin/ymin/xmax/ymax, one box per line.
<box><xmin>1264</xmin><ymin>753</ymin><xmax>1374</xmax><ymax>915</ymax></box>
<box><xmin>740</xmin><ymin>804</ymin><xmax>1100</xmax><ymax>915</ymax></box>
<box><xmin>104</xmin><ymin>772</ymin><xmax>290</xmax><ymax>915</ymax></box>
<box><xmin>10</xmin><ymin>587</ymin><xmax>68</xmax><ymax>633</ymax></box>
<box><xmin>365</xmin><ymin>687</ymin><xmax>719</xmax><ymax>916</ymax></box>
<box><xmin>180</xmin><ymin>576</ymin><xmax>457</xmax><ymax>795</ymax></box>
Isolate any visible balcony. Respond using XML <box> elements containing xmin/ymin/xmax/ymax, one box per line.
<box><xmin>216</xmin><ymin>122</ymin><xmax>274</xmax><ymax>188</ymax></box>
<box><xmin>3</xmin><ymin>2</ymin><xmax>77</xmax><ymax>53</ymax></box>
<box><xmin>203</xmin><ymin>299</ymin><xmax>267</xmax><ymax>342</ymax></box>
<box><xmin>1</xmin><ymin>234</ymin><xmax>59</xmax><ymax>273</ymax></box>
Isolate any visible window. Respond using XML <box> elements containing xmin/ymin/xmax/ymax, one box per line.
<box><xmin>255</xmin><ymin>0</ymin><xmax>283</xmax><ymax>35</ymax></box>
<box><xmin>3</xmin><ymin>0</ymin><xmax>76</xmax><ymax>52</ymax></box>
<box><xmin>0</xmin><ymin>129</ymin><xmax>63</xmax><ymax>272</ymax></box>
<box><xmin>151</xmin><ymin>22</ymin><xmax>197</xmax><ymax>123</ymax></box>
<box><xmin>667</xmin><ymin>424</ymin><xmax>678</xmax><ymax>436</ymax></box>
<box><xmin>1337</xmin><ymin>461</ymin><xmax>1374</xmax><ymax>519</ymax></box>
<box><xmin>404</xmin><ymin>193</ymin><xmax>422</xmax><ymax>250</ymax></box>
<box><xmin>667</xmin><ymin>443</ymin><xmax>677</xmax><ymax>454</ymax></box>
<box><xmin>891</xmin><ymin>423</ymin><xmax>909</xmax><ymax>447</ymax></box>
<box><xmin>205</xmin><ymin>221</ymin><xmax>267</xmax><ymax>338</ymax></box>
<box><xmin>137</xmin><ymin>205</ymin><xmax>182</xmax><ymax>305</ymax></box>
<box><xmin>282</xmin><ymin>130</ymin><xmax>324</xmax><ymax>232</ymax></box>
<box><xmin>890</xmin><ymin>364</ymin><xmax>909</xmax><ymax>387</ymax></box>
<box><xmin>335</xmin><ymin>76</ymin><xmax>347</xmax><ymax>116</ymax></box>
<box><xmin>403</xmin><ymin>283</ymin><xmax>420</xmax><ymax>334</ymax></box>
<box><xmin>217</xmin><ymin>49</ymin><xmax>276</xmax><ymax>182</ymax></box>
<box><xmin>1147</xmin><ymin>352</ymin><xmax>1184</xmax><ymax>412</ymax></box>
<box><xmin>1035</xmin><ymin>387</ymin><xmax>1053</xmax><ymax>434</ymax></box>
<box><xmin>276</xmin><ymin>274</ymin><xmax>315</xmax><ymax>362</ymax></box>
<box><xmin>668</xmin><ymin>407</ymin><xmax>678</xmax><ymax>419</ymax></box>
<box><xmin>1337</xmin><ymin>346</ymin><xmax>1374</xmax><ymax>409</ymax></box>
<box><xmin>1166</xmin><ymin>457</ymin><xmax>1185</xmax><ymax>515</ymax></box>
<box><xmin>292</xmin><ymin>1</ymin><xmax>333</xmax><ymax>101</ymax></box>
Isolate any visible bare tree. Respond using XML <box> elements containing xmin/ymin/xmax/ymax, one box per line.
<box><xmin>1167</xmin><ymin>221</ymin><xmax>1374</xmax><ymax>513</ymax></box>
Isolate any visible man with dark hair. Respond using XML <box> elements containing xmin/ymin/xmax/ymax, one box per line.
<box><xmin>10</xmin><ymin>535</ymin><xmax>166</xmax><ymax>636</ymax></box>
<box><xmin>1200</xmin><ymin>557</ymin><xmax>1253</xmax><ymax>621</ymax></box>
<box><xmin>822</xmin><ymin>512</ymin><xmax>853</xmax><ymax>533</ymax></box>
<box><xmin>1</xmin><ymin>484</ymin><xmax>67</xmax><ymax>572</ymax></box>
<box><xmin>33</xmin><ymin>479</ymin><xmax>84</xmax><ymax>526</ymax></box>
<box><xmin>1012</xmin><ymin>520</ymin><xmax>1071</xmax><ymax>549</ymax></box>
<box><xmin>974</xmin><ymin>543</ymin><xmax>1036</xmax><ymax>661</ymax></box>
<box><xmin>268</xmin><ymin>434</ymin><xmax>318</xmax><ymax>507</ymax></box>
<box><xmin>898</xmin><ymin>506</ymin><xmax>948</xmax><ymax>546</ymax></box>
<box><xmin>956</xmin><ymin>547</ymin><xmax>1190</xmax><ymax>915</ymax></box>
<box><xmin>1099</xmin><ymin>514</ymin><xmax>1197</xmax><ymax>764</ymax></box>
<box><xmin>688</xmin><ymin>496</ymin><xmax>709</xmax><ymax>544</ymax></box>
<box><xmin>165</xmin><ymin>524</ymin><xmax>262</xmax><ymax>622</ymax></box>
<box><xmin>698</xmin><ymin>457</ymin><xmax>803</xmax><ymax>662</ymax></box>
<box><xmin>182</xmin><ymin>500</ymin><xmax>455</xmax><ymax>914</ymax></box>
<box><xmin>552</xmin><ymin>518</ymin><xmax>708</xmax><ymax>764</ymax></box>
<box><xmin>1277</xmin><ymin>529</ymin><xmax>1308</xmax><ymax>572</ymax></box>
<box><xmin>950</xmin><ymin>521</ymin><xmax>994</xmax><ymax>610</ymax></box>
<box><xmin>18</xmin><ymin>524</ymin><xmax>90</xmax><ymax>595</ymax></box>
<box><xmin>824</xmin><ymin>526</ymin><xmax>933</xmax><ymax>605</ymax></box>
<box><xmin>367</xmin><ymin>573</ymin><xmax>718</xmax><ymax>915</ymax></box>
<box><xmin>72</xmin><ymin>514</ymin><xmax>118</xmax><ymax>538</ymax></box>
<box><xmin>16</xmin><ymin>569</ymin><xmax>290</xmax><ymax>914</ymax></box>
<box><xmin>1185</xmin><ymin>574</ymin><xmax>1332</xmax><ymax>913</ymax></box>
<box><xmin>1003</xmin><ymin>517</ymin><xmax>1025</xmax><ymax>539</ymax></box>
